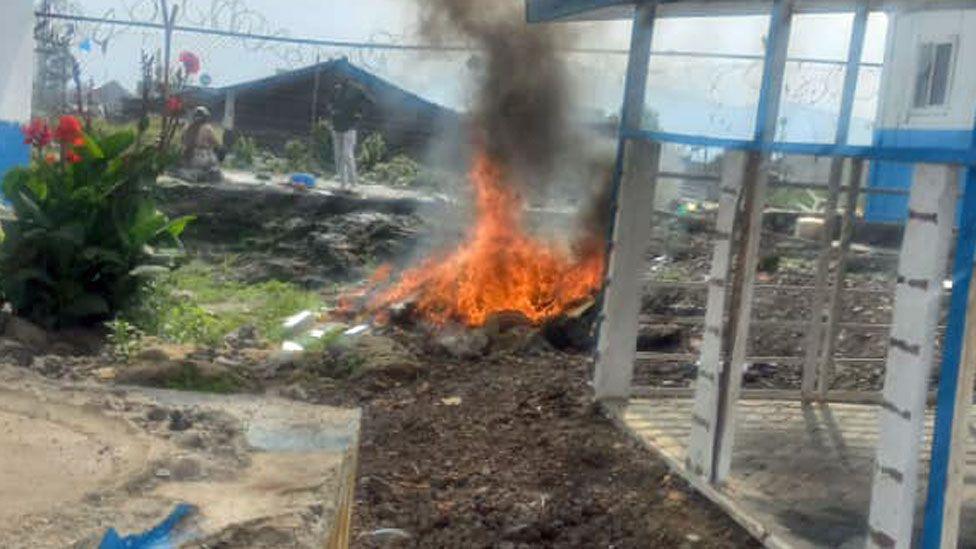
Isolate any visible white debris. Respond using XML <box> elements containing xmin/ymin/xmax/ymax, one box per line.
<box><xmin>281</xmin><ymin>341</ymin><xmax>304</xmax><ymax>352</ymax></box>
<box><xmin>343</xmin><ymin>324</ymin><xmax>369</xmax><ymax>336</ymax></box>
<box><xmin>282</xmin><ymin>310</ymin><xmax>316</xmax><ymax>337</ymax></box>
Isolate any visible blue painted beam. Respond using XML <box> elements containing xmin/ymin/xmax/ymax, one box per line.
<box><xmin>525</xmin><ymin>0</ymin><xmax>634</xmax><ymax>23</ymax></box>
<box><xmin>834</xmin><ymin>1</ymin><xmax>868</xmax><ymax>145</ymax></box>
<box><xmin>621</xmin><ymin>129</ymin><xmax>976</xmax><ymax>166</ymax></box>
<box><xmin>922</xmin><ymin>115</ymin><xmax>976</xmax><ymax>549</ymax></box>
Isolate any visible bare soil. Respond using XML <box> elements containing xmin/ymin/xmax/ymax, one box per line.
<box><xmin>300</xmin><ymin>347</ymin><xmax>758</xmax><ymax>548</ymax></box>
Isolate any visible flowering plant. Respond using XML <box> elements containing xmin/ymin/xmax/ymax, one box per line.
<box><xmin>178</xmin><ymin>51</ymin><xmax>201</xmax><ymax>75</ymax></box>
<box><xmin>0</xmin><ymin>115</ymin><xmax>192</xmax><ymax>327</ymax></box>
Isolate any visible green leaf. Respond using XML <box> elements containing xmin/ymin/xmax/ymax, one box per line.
<box><xmin>2</xmin><ymin>168</ymin><xmax>31</xmax><ymax>199</ymax></box>
<box><xmin>157</xmin><ymin>215</ymin><xmax>195</xmax><ymax>239</ymax></box>
<box><xmin>97</xmin><ymin>131</ymin><xmax>136</xmax><ymax>159</ymax></box>
<box><xmin>62</xmin><ymin>293</ymin><xmax>110</xmax><ymax>317</ymax></box>
<box><xmin>24</xmin><ymin>176</ymin><xmax>49</xmax><ymax>202</ymax></box>
<box><xmin>15</xmin><ymin>192</ymin><xmax>51</xmax><ymax>227</ymax></box>
<box><xmin>81</xmin><ymin>136</ymin><xmax>105</xmax><ymax>160</ymax></box>
<box><xmin>129</xmin><ymin>201</ymin><xmax>168</xmax><ymax>246</ymax></box>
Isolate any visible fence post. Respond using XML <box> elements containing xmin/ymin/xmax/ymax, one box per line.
<box><xmin>867</xmin><ymin>164</ymin><xmax>957</xmax><ymax>549</ymax></box>
<box><xmin>687</xmin><ymin>150</ymin><xmax>746</xmax><ymax>479</ymax></box>
<box><xmin>593</xmin><ymin>139</ymin><xmax>659</xmax><ymax>401</ymax></box>
<box><xmin>818</xmin><ymin>159</ymin><xmax>865</xmax><ymax>396</ymax></box>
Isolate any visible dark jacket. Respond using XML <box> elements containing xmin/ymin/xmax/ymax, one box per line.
<box><xmin>329</xmin><ymin>82</ymin><xmax>370</xmax><ymax>132</ymax></box>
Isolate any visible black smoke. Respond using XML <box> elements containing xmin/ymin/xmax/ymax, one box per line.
<box><xmin>417</xmin><ymin>0</ymin><xmax>579</xmax><ymax>191</ymax></box>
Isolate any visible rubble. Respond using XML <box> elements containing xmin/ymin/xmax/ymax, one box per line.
<box><xmin>156</xmin><ymin>178</ymin><xmax>430</xmax><ymax>286</ymax></box>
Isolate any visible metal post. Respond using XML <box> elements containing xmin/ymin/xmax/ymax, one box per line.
<box><xmin>802</xmin><ymin>2</ymin><xmax>870</xmax><ymax>398</ymax></box>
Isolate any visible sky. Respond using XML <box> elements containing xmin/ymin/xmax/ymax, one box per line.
<box><xmin>60</xmin><ymin>0</ymin><xmax>889</xmax><ymax>141</ymax></box>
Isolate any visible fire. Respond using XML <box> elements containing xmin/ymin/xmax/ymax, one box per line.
<box><xmin>366</xmin><ymin>152</ymin><xmax>605</xmax><ymax>327</ymax></box>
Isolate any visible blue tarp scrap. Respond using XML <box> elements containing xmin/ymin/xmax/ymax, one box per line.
<box><xmin>99</xmin><ymin>504</ymin><xmax>197</xmax><ymax>549</ymax></box>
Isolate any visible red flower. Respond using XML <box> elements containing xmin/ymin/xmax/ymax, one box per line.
<box><xmin>54</xmin><ymin>115</ymin><xmax>85</xmax><ymax>147</ymax></box>
<box><xmin>165</xmin><ymin>96</ymin><xmax>184</xmax><ymax>115</ymax></box>
<box><xmin>65</xmin><ymin>150</ymin><xmax>82</xmax><ymax>164</ymax></box>
<box><xmin>21</xmin><ymin>118</ymin><xmax>52</xmax><ymax>148</ymax></box>
<box><xmin>178</xmin><ymin>51</ymin><xmax>201</xmax><ymax>75</ymax></box>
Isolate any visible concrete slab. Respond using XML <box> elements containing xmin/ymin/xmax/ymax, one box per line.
<box><xmin>620</xmin><ymin>397</ymin><xmax>976</xmax><ymax>549</ymax></box>
<box><xmin>0</xmin><ymin>366</ymin><xmax>359</xmax><ymax>548</ymax></box>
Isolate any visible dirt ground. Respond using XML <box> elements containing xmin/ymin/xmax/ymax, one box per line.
<box><xmin>300</xmin><ymin>346</ymin><xmax>757</xmax><ymax>548</ymax></box>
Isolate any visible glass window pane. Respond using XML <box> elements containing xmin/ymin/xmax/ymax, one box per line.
<box><xmin>929</xmin><ymin>42</ymin><xmax>953</xmax><ymax>106</ymax></box>
<box><xmin>788</xmin><ymin>13</ymin><xmax>853</xmax><ymax>62</ymax></box>
<box><xmin>913</xmin><ymin>43</ymin><xmax>933</xmax><ymax>108</ymax></box>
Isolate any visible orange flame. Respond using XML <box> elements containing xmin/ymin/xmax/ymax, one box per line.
<box><xmin>368</xmin><ymin>152</ymin><xmax>604</xmax><ymax>327</ymax></box>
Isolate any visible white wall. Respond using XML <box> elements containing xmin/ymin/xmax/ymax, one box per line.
<box><xmin>0</xmin><ymin>0</ymin><xmax>34</xmax><ymax>123</ymax></box>
<box><xmin>878</xmin><ymin>8</ymin><xmax>976</xmax><ymax>131</ymax></box>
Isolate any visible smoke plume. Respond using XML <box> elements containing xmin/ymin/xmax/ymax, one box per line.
<box><xmin>417</xmin><ymin>0</ymin><xmax>580</xmax><ymax>191</ymax></box>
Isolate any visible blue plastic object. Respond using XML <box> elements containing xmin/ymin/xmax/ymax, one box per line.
<box><xmin>99</xmin><ymin>504</ymin><xmax>196</xmax><ymax>549</ymax></box>
<box><xmin>290</xmin><ymin>173</ymin><xmax>316</xmax><ymax>188</ymax></box>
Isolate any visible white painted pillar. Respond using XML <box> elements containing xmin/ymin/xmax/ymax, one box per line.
<box><xmin>867</xmin><ymin>165</ymin><xmax>958</xmax><ymax>549</ymax></box>
<box><xmin>711</xmin><ymin>0</ymin><xmax>794</xmax><ymax>484</ymax></box>
<box><xmin>222</xmin><ymin>89</ymin><xmax>236</xmax><ymax>130</ymax></box>
<box><xmin>593</xmin><ymin>140</ymin><xmax>660</xmax><ymax>401</ymax></box>
<box><xmin>592</xmin><ymin>1</ymin><xmax>657</xmax><ymax>402</ymax></box>
<box><xmin>687</xmin><ymin>150</ymin><xmax>746</xmax><ymax>479</ymax></box>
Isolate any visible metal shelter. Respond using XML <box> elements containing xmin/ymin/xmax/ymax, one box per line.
<box><xmin>526</xmin><ymin>1</ymin><xmax>976</xmax><ymax>547</ymax></box>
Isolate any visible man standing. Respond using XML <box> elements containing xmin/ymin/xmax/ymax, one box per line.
<box><xmin>328</xmin><ymin>77</ymin><xmax>370</xmax><ymax>189</ymax></box>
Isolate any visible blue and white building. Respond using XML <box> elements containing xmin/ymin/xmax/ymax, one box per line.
<box><xmin>868</xmin><ymin>7</ymin><xmax>976</xmax><ymax>221</ymax></box>
<box><xmin>528</xmin><ymin>2</ymin><xmax>976</xmax><ymax>549</ymax></box>
<box><xmin>0</xmin><ymin>1</ymin><xmax>34</xmax><ymax>180</ymax></box>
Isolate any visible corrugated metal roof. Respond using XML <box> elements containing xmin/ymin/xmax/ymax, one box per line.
<box><xmin>213</xmin><ymin>57</ymin><xmax>457</xmax><ymax>116</ymax></box>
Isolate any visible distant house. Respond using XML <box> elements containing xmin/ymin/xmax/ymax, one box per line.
<box><xmin>190</xmin><ymin>58</ymin><xmax>464</xmax><ymax>157</ymax></box>
<box><xmin>91</xmin><ymin>80</ymin><xmax>133</xmax><ymax>118</ymax></box>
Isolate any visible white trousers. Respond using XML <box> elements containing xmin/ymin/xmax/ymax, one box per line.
<box><xmin>332</xmin><ymin>129</ymin><xmax>358</xmax><ymax>188</ymax></box>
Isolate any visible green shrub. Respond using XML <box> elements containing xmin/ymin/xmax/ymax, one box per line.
<box><xmin>1</xmin><ymin>117</ymin><xmax>192</xmax><ymax>328</ymax></box>
<box><xmin>105</xmin><ymin>317</ymin><xmax>144</xmax><ymax>361</ymax></box>
<box><xmin>283</xmin><ymin>139</ymin><xmax>311</xmax><ymax>173</ymax></box>
<box><xmin>356</xmin><ymin>133</ymin><xmax>387</xmax><ymax>172</ymax></box>
<box><xmin>227</xmin><ymin>135</ymin><xmax>257</xmax><ymax>169</ymax></box>
<box><xmin>368</xmin><ymin>154</ymin><xmax>421</xmax><ymax>187</ymax></box>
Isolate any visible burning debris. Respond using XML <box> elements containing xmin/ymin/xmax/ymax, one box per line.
<box><xmin>337</xmin><ymin>0</ymin><xmax>607</xmax><ymax>330</ymax></box>
<box><xmin>366</xmin><ymin>153</ymin><xmax>603</xmax><ymax>327</ymax></box>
